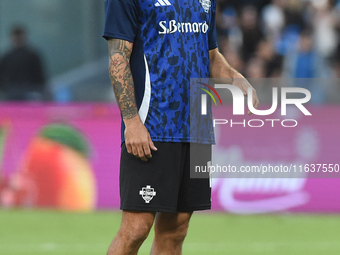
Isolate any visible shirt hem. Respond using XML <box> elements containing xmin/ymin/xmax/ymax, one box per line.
<box><xmin>150</xmin><ymin>137</ymin><xmax>215</xmax><ymax>145</ymax></box>
<box><xmin>121</xmin><ymin>205</ymin><xmax>179</xmax><ymax>213</ymax></box>
<box><xmin>209</xmin><ymin>43</ymin><xmax>218</xmax><ymax>51</ymax></box>
<box><xmin>102</xmin><ymin>32</ymin><xmax>135</xmax><ymax>43</ymax></box>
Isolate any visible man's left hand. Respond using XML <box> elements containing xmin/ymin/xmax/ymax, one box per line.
<box><xmin>232</xmin><ymin>76</ymin><xmax>260</xmax><ymax>115</ymax></box>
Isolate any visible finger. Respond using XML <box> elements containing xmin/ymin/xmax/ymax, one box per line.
<box><xmin>149</xmin><ymin>139</ymin><xmax>158</xmax><ymax>152</ymax></box>
<box><xmin>239</xmin><ymin>84</ymin><xmax>247</xmax><ymax>96</ymax></box>
<box><xmin>254</xmin><ymin>98</ymin><xmax>260</xmax><ymax>110</ymax></box>
<box><xmin>143</xmin><ymin>142</ymin><xmax>152</xmax><ymax>159</ymax></box>
<box><xmin>253</xmin><ymin>97</ymin><xmax>260</xmax><ymax>111</ymax></box>
<box><xmin>242</xmin><ymin>82</ymin><xmax>249</xmax><ymax>96</ymax></box>
<box><xmin>137</xmin><ymin>144</ymin><xmax>147</xmax><ymax>162</ymax></box>
<box><xmin>131</xmin><ymin>144</ymin><xmax>138</xmax><ymax>157</ymax></box>
<box><xmin>140</xmin><ymin>155</ymin><xmax>147</xmax><ymax>162</ymax></box>
<box><xmin>242</xmin><ymin>88</ymin><xmax>248</xmax><ymax>96</ymax></box>
<box><xmin>126</xmin><ymin>142</ymin><xmax>133</xmax><ymax>154</ymax></box>
<box><xmin>252</xmin><ymin>90</ymin><xmax>259</xmax><ymax>108</ymax></box>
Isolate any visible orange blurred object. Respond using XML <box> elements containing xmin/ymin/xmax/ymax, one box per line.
<box><xmin>18</xmin><ymin>137</ymin><xmax>96</xmax><ymax>211</ymax></box>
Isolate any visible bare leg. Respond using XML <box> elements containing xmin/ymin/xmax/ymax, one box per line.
<box><xmin>151</xmin><ymin>212</ymin><xmax>193</xmax><ymax>255</ymax></box>
<box><xmin>107</xmin><ymin>211</ymin><xmax>155</xmax><ymax>255</ymax></box>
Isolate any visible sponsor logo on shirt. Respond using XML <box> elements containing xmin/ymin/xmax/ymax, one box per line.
<box><xmin>200</xmin><ymin>0</ymin><xmax>211</xmax><ymax>13</ymax></box>
<box><xmin>155</xmin><ymin>0</ymin><xmax>172</xmax><ymax>7</ymax></box>
<box><xmin>159</xmin><ymin>20</ymin><xmax>209</xmax><ymax>34</ymax></box>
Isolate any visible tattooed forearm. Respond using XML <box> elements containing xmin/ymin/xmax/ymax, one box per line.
<box><xmin>108</xmin><ymin>39</ymin><xmax>138</xmax><ymax>120</ymax></box>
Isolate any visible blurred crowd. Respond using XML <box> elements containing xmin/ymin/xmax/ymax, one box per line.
<box><xmin>216</xmin><ymin>0</ymin><xmax>340</xmax><ymax>80</ymax></box>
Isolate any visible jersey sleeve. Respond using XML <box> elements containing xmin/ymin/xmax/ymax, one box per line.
<box><xmin>208</xmin><ymin>1</ymin><xmax>218</xmax><ymax>50</ymax></box>
<box><xmin>102</xmin><ymin>0</ymin><xmax>138</xmax><ymax>42</ymax></box>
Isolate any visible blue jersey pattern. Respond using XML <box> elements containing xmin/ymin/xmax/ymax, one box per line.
<box><xmin>103</xmin><ymin>0</ymin><xmax>217</xmax><ymax>144</ymax></box>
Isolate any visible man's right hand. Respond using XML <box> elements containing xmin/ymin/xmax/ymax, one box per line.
<box><xmin>124</xmin><ymin>115</ymin><xmax>158</xmax><ymax>162</ymax></box>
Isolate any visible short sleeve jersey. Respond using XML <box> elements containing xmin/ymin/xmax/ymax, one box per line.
<box><xmin>103</xmin><ymin>0</ymin><xmax>217</xmax><ymax>144</ymax></box>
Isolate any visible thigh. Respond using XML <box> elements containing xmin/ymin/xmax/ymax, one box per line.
<box><xmin>120</xmin><ymin>142</ymin><xmax>184</xmax><ymax>213</ymax></box>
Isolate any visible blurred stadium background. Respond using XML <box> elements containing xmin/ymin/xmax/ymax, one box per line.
<box><xmin>0</xmin><ymin>0</ymin><xmax>340</xmax><ymax>254</ymax></box>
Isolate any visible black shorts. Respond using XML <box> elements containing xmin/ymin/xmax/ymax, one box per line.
<box><xmin>119</xmin><ymin>142</ymin><xmax>211</xmax><ymax>213</ymax></box>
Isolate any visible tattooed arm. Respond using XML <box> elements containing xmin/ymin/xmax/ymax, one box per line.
<box><xmin>108</xmin><ymin>39</ymin><xmax>157</xmax><ymax>161</ymax></box>
<box><xmin>108</xmin><ymin>39</ymin><xmax>137</xmax><ymax>119</ymax></box>
<box><xmin>209</xmin><ymin>48</ymin><xmax>259</xmax><ymax>115</ymax></box>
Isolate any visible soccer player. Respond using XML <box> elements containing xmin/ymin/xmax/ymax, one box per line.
<box><xmin>103</xmin><ymin>0</ymin><xmax>259</xmax><ymax>254</ymax></box>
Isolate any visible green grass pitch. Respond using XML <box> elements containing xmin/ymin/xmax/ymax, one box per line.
<box><xmin>0</xmin><ymin>210</ymin><xmax>339</xmax><ymax>254</ymax></box>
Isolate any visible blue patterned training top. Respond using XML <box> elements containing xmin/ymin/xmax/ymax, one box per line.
<box><xmin>103</xmin><ymin>0</ymin><xmax>217</xmax><ymax>144</ymax></box>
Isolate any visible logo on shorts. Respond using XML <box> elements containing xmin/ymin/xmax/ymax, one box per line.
<box><xmin>139</xmin><ymin>185</ymin><xmax>156</xmax><ymax>203</ymax></box>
